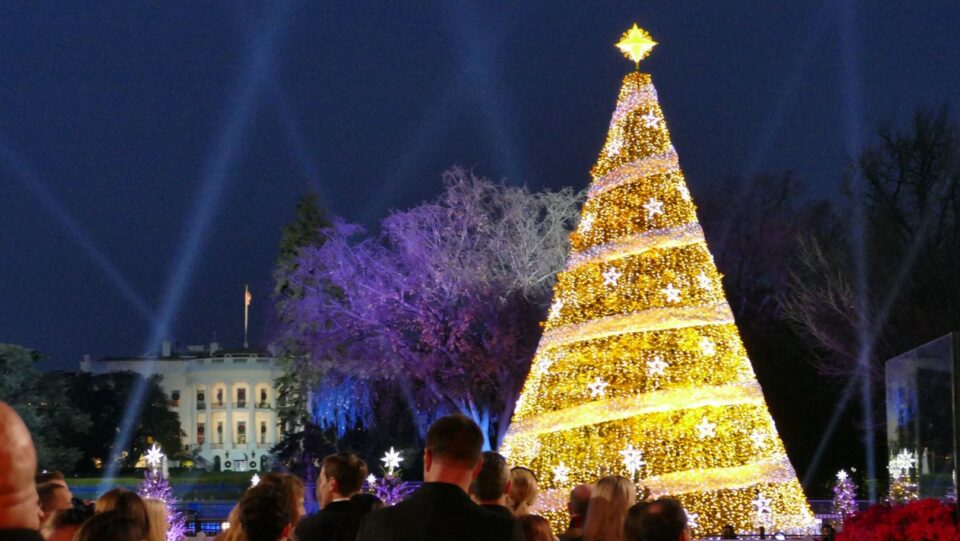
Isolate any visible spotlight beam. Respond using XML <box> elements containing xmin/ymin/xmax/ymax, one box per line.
<box><xmin>99</xmin><ymin>2</ymin><xmax>296</xmax><ymax>488</ymax></box>
<box><xmin>0</xmin><ymin>139</ymin><xmax>155</xmax><ymax>322</ymax></box>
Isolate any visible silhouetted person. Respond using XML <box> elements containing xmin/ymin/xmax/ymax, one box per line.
<box><xmin>357</xmin><ymin>414</ymin><xmax>523</xmax><ymax>541</ymax></box>
<box><xmin>720</xmin><ymin>524</ymin><xmax>737</xmax><ymax>539</ymax></box>
<box><xmin>296</xmin><ymin>452</ymin><xmax>368</xmax><ymax>541</ymax></box>
<box><xmin>559</xmin><ymin>484</ymin><xmax>592</xmax><ymax>541</ymax></box>
<box><xmin>469</xmin><ymin>451</ymin><xmax>513</xmax><ymax>518</ymax></box>
<box><xmin>239</xmin><ymin>482</ymin><xmax>295</xmax><ymax>541</ymax></box>
<box><xmin>624</xmin><ymin>498</ymin><xmax>689</xmax><ymax>541</ymax></box>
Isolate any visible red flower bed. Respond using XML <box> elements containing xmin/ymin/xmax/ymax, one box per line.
<box><xmin>837</xmin><ymin>499</ymin><xmax>960</xmax><ymax>541</ymax></box>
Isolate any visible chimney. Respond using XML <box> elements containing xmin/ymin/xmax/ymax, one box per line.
<box><xmin>162</xmin><ymin>340</ymin><xmax>172</xmax><ymax>358</ymax></box>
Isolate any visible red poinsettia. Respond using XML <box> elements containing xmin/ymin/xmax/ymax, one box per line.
<box><xmin>837</xmin><ymin>499</ymin><xmax>960</xmax><ymax>541</ymax></box>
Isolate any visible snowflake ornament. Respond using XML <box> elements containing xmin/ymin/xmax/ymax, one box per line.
<box><xmin>643</xmin><ymin>198</ymin><xmax>664</xmax><ymax>220</ymax></box>
<box><xmin>641</xmin><ymin>111</ymin><xmax>659</xmax><ymax>128</ymax></box>
<box><xmin>888</xmin><ymin>449</ymin><xmax>917</xmax><ymax>480</ymax></box>
<box><xmin>602</xmin><ymin>266</ymin><xmax>623</xmax><ymax>287</ymax></box>
<box><xmin>662</xmin><ymin>283</ymin><xmax>681</xmax><ymax>303</ymax></box>
<box><xmin>366</xmin><ymin>474</ymin><xmax>377</xmax><ymax>486</ymax></box>
<box><xmin>619</xmin><ymin>445</ymin><xmax>646</xmax><ymax>477</ymax></box>
<box><xmin>144</xmin><ymin>443</ymin><xmax>164</xmax><ymax>470</ymax></box>
<box><xmin>753</xmin><ymin>492</ymin><xmax>773</xmax><ymax>516</ymax></box>
<box><xmin>608</xmin><ymin>136</ymin><xmax>624</xmax><ymax>156</ymax></box>
<box><xmin>553</xmin><ymin>462</ymin><xmax>571</xmax><ymax>484</ymax></box>
<box><xmin>686</xmin><ymin>512</ymin><xmax>700</xmax><ymax>530</ymax></box>
<box><xmin>699</xmin><ymin>337</ymin><xmax>716</xmax><ymax>357</ymax></box>
<box><xmin>381</xmin><ymin>447</ymin><xmax>403</xmax><ymax>472</ymax></box>
<box><xmin>749</xmin><ymin>430</ymin><xmax>767</xmax><ymax>450</ymax></box>
<box><xmin>646</xmin><ymin>355</ymin><xmax>668</xmax><ymax>377</ymax></box>
<box><xmin>836</xmin><ymin>470</ymin><xmax>848</xmax><ymax>482</ymax></box>
<box><xmin>695</xmin><ymin>417</ymin><xmax>717</xmax><ymax>439</ymax></box>
<box><xmin>587</xmin><ymin>377</ymin><xmax>609</xmax><ymax>398</ymax></box>
<box><xmin>549</xmin><ymin>298</ymin><xmax>564</xmax><ymax>319</ymax></box>
<box><xmin>696</xmin><ymin>272</ymin><xmax>713</xmax><ymax>290</ymax></box>
<box><xmin>580</xmin><ymin>212</ymin><xmax>595</xmax><ymax>232</ymax></box>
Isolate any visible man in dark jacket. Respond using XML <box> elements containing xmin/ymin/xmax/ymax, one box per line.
<box><xmin>357</xmin><ymin>414</ymin><xmax>524</xmax><ymax>541</ymax></box>
<box><xmin>470</xmin><ymin>452</ymin><xmax>513</xmax><ymax>519</ymax></box>
<box><xmin>296</xmin><ymin>452</ymin><xmax>368</xmax><ymax>541</ymax></box>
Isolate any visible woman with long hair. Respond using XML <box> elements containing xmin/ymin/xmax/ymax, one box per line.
<box><xmin>95</xmin><ymin>488</ymin><xmax>150</xmax><ymax>540</ymax></box>
<box><xmin>582</xmin><ymin>476</ymin><xmax>636</xmax><ymax>541</ymax></box>
<box><xmin>143</xmin><ymin>498</ymin><xmax>169</xmax><ymax>541</ymax></box>
<box><xmin>506</xmin><ymin>467</ymin><xmax>539</xmax><ymax>517</ymax></box>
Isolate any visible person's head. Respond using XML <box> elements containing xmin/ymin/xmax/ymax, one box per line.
<box><xmin>470</xmin><ymin>452</ymin><xmax>510</xmax><ymax>505</ymax></box>
<box><xmin>0</xmin><ymin>401</ymin><xmax>40</xmax><ymax>530</ymax></box>
<box><xmin>582</xmin><ymin>475</ymin><xmax>636</xmax><ymax>541</ymax></box>
<box><xmin>44</xmin><ymin>501</ymin><xmax>94</xmax><ymax>541</ymax></box>
<box><xmin>143</xmin><ymin>498</ymin><xmax>168</xmax><ymax>541</ymax></box>
<box><xmin>520</xmin><ymin>514</ymin><xmax>554</xmax><ymax>541</ymax></box>
<box><xmin>423</xmin><ymin>414</ymin><xmax>484</xmax><ymax>489</ymax></box>
<box><xmin>506</xmin><ymin>467</ymin><xmax>539</xmax><ymax>516</ymax></box>
<box><xmin>568</xmin><ymin>484</ymin><xmax>593</xmax><ymax>519</ymax></box>
<box><xmin>624</xmin><ymin>498</ymin><xmax>689</xmax><ymax>541</ymax></box>
<box><xmin>317</xmin><ymin>452</ymin><xmax>367</xmax><ymax>507</ymax></box>
<box><xmin>38</xmin><ymin>482</ymin><xmax>72</xmax><ymax>524</ymax></box>
<box><xmin>36</xmin><ymin>472</ymin><xmax>70</xmax><ymax>495</ymax></box>
<box><xmin>238</xmin><ymin>482</ymin><xmax>294</xmax><ymax>541</ymax></box>
<box><xmin>260</xmin><ymin>473</ymin><xmax>306</xmax><ymax>524</ymax></box>
<box><xmin>95</xmin><ymin>488</ymin><xmax>149</xmax><ymax>539</ymax></box>
<box><xmin>74</xmin><ymin>510</ymin><xmax>144</xmax><ymax>541</ymax></box>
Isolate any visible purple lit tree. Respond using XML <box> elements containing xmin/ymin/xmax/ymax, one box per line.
<box><xmin>274</xmin><ymin>169</ymin><xmax>582</xmax><ymax>449</ymax></box>
<box><xmin>136</xmin><ymin>444</ymin><xmax>186</xmax><ymax>541</ymax></box>
<box><xmin>832</xmin><ymin>469</ymin><xmax>857</xmax><ymax>519</ymax></box>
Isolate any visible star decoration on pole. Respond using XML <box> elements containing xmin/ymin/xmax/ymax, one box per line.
<box><xmin>366</xmin><ymin>474</ymin><xmax>377</xmax><ymax>486</ymax></box>
<box><xmin>602</xmin><ymin>266</ymin><xmax>623</xmax><ymax>287</ymax></box>
<box><xmin>619</xmin><ymin>445</ymin><xmax>646</xmax><ymax>478</ymax></box>
<box><xmin>699</xmin><ymin>337</ymin><xmax>716</xmax><ymax>356</ymax></box>
<box><xmin>580</xmin><ymin>212</ymin><xmax>595</xmax><ymax>232</ymax></box>
<box><xmin>552</xmin><ymin>462</ymin><xmax>571</xmax><ymax>484</ymax></box>
<box><xmin>643</xmin><ymin>198</ymin><xmax>664</xmax><ymax>220</ymax></box>
<box><xmin>646</xmin><ymin>355</ymin><xmax>668</xmax><ymax>377</ymax></box>
<box><xmin>662</xmin><ymin>283</ymin><xmax>681</xmax><ymax>303</ymax></box>
<box><xmin>587</xmin><ymin>377</ymin><xmax>609</xmax><ymax>398</ymax></box>
<box><xmin>749</xmin><ymin>430</ymin><xmax>767</xmax><ymax>450</ymax></box>
<box><xmin>695</xmin><ymin>417</ymin><xmax>717</xmax><ymax>439</ymax></box>
<box><xmin>641</xmin><ymin>111</ymin><xmax>659</xmax><ymax>128</ymax></box>
<box><xmin>144</xmin><ymin>443</ymin><xmax>164</xmax><ymax>470</ymax></box>
<box><xmin>615</xmin><ymin>23</ymin><xmax>657</xmax><ymax>67</ymax></box>
<box><xmin>381</xmin><ymin>447</ymin><xmax>403</xmax><ymax>473</ymax></box>
<box><xmin>836</xmin><ymin>470</ymin><xmax>848</xmax><ymax>482</ymax></box>
<box><xmin>250</xmin><ymin>474</ymin><xmax>260</xmax><ymax>487</ymax></box>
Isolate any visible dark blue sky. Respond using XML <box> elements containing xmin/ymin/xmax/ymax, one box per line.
<box><xmin>2</xmin><ymin>2</ymin><xmax>958</xmax><ymax>369</ymax></box>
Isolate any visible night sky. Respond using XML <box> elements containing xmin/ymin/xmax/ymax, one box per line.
<box><xmin>2</xmin><ymin>2</ymin><xmax>959</xmax><ymax>369</ymax></box>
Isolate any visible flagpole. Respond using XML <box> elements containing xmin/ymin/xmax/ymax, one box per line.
<box><xmin>244</xmin><ymin>284</ymin><xmax>251</xmax><ymax>349</ymax></box>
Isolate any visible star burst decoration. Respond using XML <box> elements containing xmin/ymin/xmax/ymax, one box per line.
<box><xmin>619</xmin><ymin>445</ymin><xmax>646</xmax><ymax>477</ymax></box>
<box><xmin>888</xmin><ymin>449</ymin><xmax>917</xmax><ymax>479</ymax></box>
<box><xmin>580</xmin><ymin>212</ymin><xmax>595</xmax><ymax>232</ymax></box>
<box><xmin>677</xmin><ymin>183</ymin><xmax>691</xmax><ymax>201</ymax></box>
<box><xmin>836</xmin><ymin>469</ymin><xmax>848</xmax><ymax>482</ymax></box>
<box><xmin>587</xmin><ymin>377</ymin><xmax>609</xmax><ymax>398</ymax></box>
<box><xmin>602</xmin><ymin>266</ymin><xmax>623</xmax><ymax>287</ymax></box>
<box><xmin>381</xmin><ymin>447</ymin><xmax>403</xmax><ymax>473</ymax></box>
<box><xmin>615</xmin><ymin>23</ymin><xmax>657</xmax><ymax>66</ymax></box>
<box><xmin>144</xmin><ymin>443</ymin><xmax>164</xmax><ymax>469</ymax></box>
<box><xmin>641</xmin><ymin>111</ymin><xmax>659</xmax><ymax>128</ymax></box>
<box><xmin>749</xmin><ymin>430</ymin><xmax>767</xmax><ymax>450</ymax></box>
<box><xmin>552</xmin><ymin>462</ymin><xmax>571</xmax><ymax>484</ymax></box>
<box><xmin>699</xmin><ymin>337</ymin><xmax>716</xmax><ymax>356</ymax></box>
<box><xmin>696</xmin><ymin>272</ymin><xmax>713</xmax><ymax>290</ymax></box>
<box><xmin>250</xmin><ymin>474</ymin><xmax>260</xmax><ymax>487</ymax></box>
<box><xmin>549</xmin><ymin>298</ymin><xmax>564</xmax><ymax>319</ymax></box>
<box><xmin>753</xmin><ymin>492</ymin><xmax>773</xmax><ymax>516</ymax></box>
<box><xmin>686</xmin><ymin>512</ymin><xmax>700</xmax><ymax>530</ymax></box>
<box><xmin>366</xmin><ymin>474</ymin><xmax>377</xmax><ymax>486</ymax></box>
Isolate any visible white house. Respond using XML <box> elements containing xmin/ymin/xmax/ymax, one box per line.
<box><xmin>80</xmin><ymin>340</ymin><xmax>284</xmax><ymax>472</ymax></box>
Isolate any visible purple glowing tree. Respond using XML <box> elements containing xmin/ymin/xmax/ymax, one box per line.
<box><xmin>832</xmin><ymin>469</ymin><xmax>857</xmax><ymax>519</ymax></box>
<box><xmin>136</xmin><ymin>444</ymin><xmax>186</xmax><ymax>541</ymax></box>
<box><xmin>274</xmin><ymin>169</ymin><xmax>582</xmax><ymax>448</ymax></box>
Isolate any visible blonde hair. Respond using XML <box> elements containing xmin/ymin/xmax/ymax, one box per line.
<box><xmin>506</xmin><ymin>467</ymin><xmax>539</xmax><ymax>516</ymax></box>
<box><xmin>582</xmin><ymin>476</ymin><xmax>636</xmax><ymax>541</ymax></box>
<box><xmin>143</xmin><ymin>498</ymin><xmax>169</xmax><ymax>541</ymax></box>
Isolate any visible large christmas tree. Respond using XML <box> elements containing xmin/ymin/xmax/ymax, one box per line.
<box><xmin>500</xmin><ymin>24</ymin><xmax>814</xmax><ymax>536</ymax></box>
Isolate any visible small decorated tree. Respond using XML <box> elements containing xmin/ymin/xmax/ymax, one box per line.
<box><xmin>833</xmin><ymin>470</ymin><xmax>857</xmax><ymax>519</ymax></box>
<box><xmin>137</xmin><ymin>444</ymin><xmax>186</xmax><ymax>541</ymax></box>
<box><xmin>365</xmin><ymin>447</ymin><xmax>416</xmax><ymax>506</ymax></box>
<box><xmin>888</xmin><ymin>449</ymin><xmax>919</xmax><ymax>503</ymax></box>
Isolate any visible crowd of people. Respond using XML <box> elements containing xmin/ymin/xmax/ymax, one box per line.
<box><xmin>0</xmin><ymin>400</ymin><xmax>694</xmax><ymax>541</ymax></box>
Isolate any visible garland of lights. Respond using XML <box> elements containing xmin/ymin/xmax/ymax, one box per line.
<box><xmin>500</xmin><ymin>25</ymin><xmax>815</xmax><ymax>536</ymax></box>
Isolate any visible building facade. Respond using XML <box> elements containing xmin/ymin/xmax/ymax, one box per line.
<box><xmin>80</xmin><ymin>341</ymin><xmax>284</xmax><ymax>472</ymax></box>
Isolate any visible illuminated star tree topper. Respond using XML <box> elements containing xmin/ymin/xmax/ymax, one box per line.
<box><xmin>381</xmin><ymin>447</ymin><xmax>403</xmax><ymax>474</ymax></box>
<box><xmin>615</xmin><ymin>23</ymin><xmax>657</xmax><ymax>68</ymax></box>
